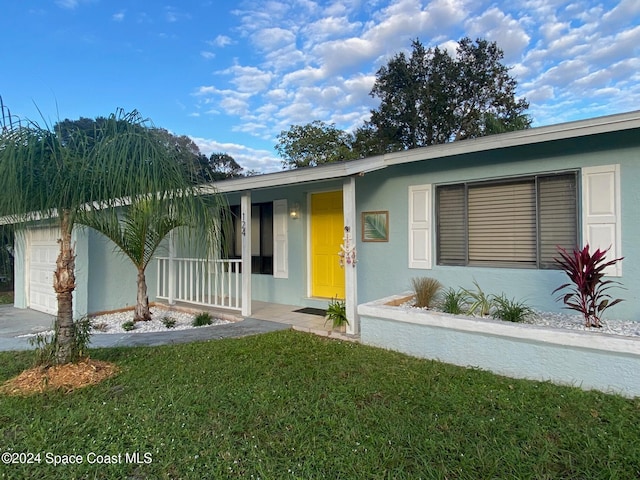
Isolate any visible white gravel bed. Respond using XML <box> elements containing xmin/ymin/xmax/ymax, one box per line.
<box><xmin>401</xmin><ymin>302</ymin><xmax>640</xmax><ymax>338</ymax></box>
<box><xmin>89</xmin><ymin>307</ymin><xmax>230</xmax><ymax>334</ymax></box>
<box><xmin>524</xmin><ymin>310</ymin><xmax>640</xmax><ymax>337</ymax></box>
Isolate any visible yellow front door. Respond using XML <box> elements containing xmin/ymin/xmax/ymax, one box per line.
<box><xmin>310</xmin><ymin>191</ymin><xmax>345</xmax><ymax>299</ymax></box>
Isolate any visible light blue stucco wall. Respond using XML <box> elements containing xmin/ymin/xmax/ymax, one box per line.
<box><xmin>73</xmin><ymin>226</ymin><xmax>89</xmax><ymax>318</ymax></box>
<box><xmin>85</xmin><ymin>228</ymin><xmax>146</xmax><ymax>314</ymax></box>
<box><xmin>360</xmin><ymin>311</ymin><xmax>640</xmax><ymax>397</ymax></box>
<box><xmin>355</xmin><ymin>130</ymin><xmax>640</xmax><ymax>321</ymax></box>
<box><xmin>13</xmin><ymin>231</ymin><xmax>26</xmax><ymax>309</ymax></box>
<box><xmin>74</xmin><ymin>209</ymin><xmax>162</xmax><ymax>315</ymax></box>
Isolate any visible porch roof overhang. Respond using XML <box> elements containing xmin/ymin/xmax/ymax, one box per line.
<box><xmin>198</xmin><ymin>155</ymin><xmax>387</xmax><ymax>195</ymax></box>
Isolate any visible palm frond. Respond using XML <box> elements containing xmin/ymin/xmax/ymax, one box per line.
<box><xmin>364</xmin><ymin>213</ymin><xmax>387</xmax><ymax>240</ymax></box>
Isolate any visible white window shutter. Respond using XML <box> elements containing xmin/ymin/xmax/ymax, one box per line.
<box><xmin>273</xmin><ymin>199</ymin><xmax>289</xmax><ymax>278</ymax></box>
<box><xmin>582</xmin><ymin>164</ymin><xmax>622</xmax><ymax>276</ymax></box>
<box><xmin>408</xmin><ymin>184</ymin><xmax>432</xmax><ymax>269</ymax></box>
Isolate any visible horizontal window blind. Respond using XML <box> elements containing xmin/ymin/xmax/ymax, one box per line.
<box><xmin>436</xmin><ymin>172</ymin><xmax>578</xmax><ymax>269</ymax></box>
<box><xmin>467</xmin><ymin>181</ymin><xmax>536</xmax><ymax>265</ymax></box>
<box><xmin>538</xmin><ymin>174</ymin><xmax>577</xmax><ymax>267</ymax></box>
<box><xmin>437</xmin><ymin>185</ymin><xmax>466</xmax><ymax>264</ymax></box>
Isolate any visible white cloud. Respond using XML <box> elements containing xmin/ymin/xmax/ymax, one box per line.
<box><xmin>302</xmin><ymin>16</ymin><xmax>362</xmax><ymax>45</ymax></box>
<box><xmin>210</xmin><ymin>35</ymin><xmax>234</xmax><ymax>47</ymax></box>
<box><xmin>281</xmin><ymin>67</ymin><xmax>326</xmax><ymax>87</ymax></box>
<box><xmin>524</xmin><ymin>85</ymin><xmax>555</xmax><ymax>103</ymax></box>
<box><xmin>220</xmin><ymin>65</ymin><xmax>273</xmax><ymax>93</ymax></box>
<box><xmin>262</xmin><ymin>44</ymin><xmax>306</xmax><ymax>72</ymax></box>
<box><xmin>252</xmin><ymin>27</ymin><xmax>297</xmax><ymax>52</ymax></box>
<box><xmin>112</xmin><ymin>11</ymin><xmax>125</xmax><ymax>22</ymax></box>
<box><xmin>189</xmin><ymin>0</ymin><xmax>640</xmax><ymax>171</ymax></box>
<box><xmin>602</xmin><ymin>0</ymin><xmax>640</xmax><ymax>27</ymax></box>
<box><xmin>464</xmin><ymin>7</ymin><xmax>531</xmax><ymax>62</ymax></box>
<box><xmin>190</xmin><ymin>137</ymin><xmax>282</xmax><ymax>172</ymax></box>
<box><xmin>265</xmin><ymin>88</ymin><xmax>290</xmax><ymax>103</ymax></box>
<box><xmin>539</xmin><ymin>20</ymin><xmax>569</xmax><ymax>42</ymax></box>
<box><xmin>194</xmin><ymin>85</ymin><xmax>252</xmax><ymax>116</ymax></box>
<box><xmin>219</xmin><ymin>96</ymin><xmax>250</xmax><ymax>116</ymax></box>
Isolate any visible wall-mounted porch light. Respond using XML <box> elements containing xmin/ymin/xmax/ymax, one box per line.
<box><xmin>289</xmin><ymin>202</ymin><xmax>301</xmax><ymax>219</ymax></box>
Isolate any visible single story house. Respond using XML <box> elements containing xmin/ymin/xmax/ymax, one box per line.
<box><xmin>12</xmin><ymin>110</ymin><xmax>640</xmax><ymax>336</ymax></box>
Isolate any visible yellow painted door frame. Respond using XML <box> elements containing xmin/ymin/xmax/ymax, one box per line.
<box><xmin>310</xmin><ymin>191</ymin><xmax>345</xmax><ymax>299</ymax></box>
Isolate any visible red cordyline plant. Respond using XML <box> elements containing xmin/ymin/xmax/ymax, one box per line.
<box><xmin>552</xmin><ymin>245</ymin><xmax>624</xmax><ymax>328</ymax></box>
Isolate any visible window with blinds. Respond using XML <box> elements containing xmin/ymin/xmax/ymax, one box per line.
<box><xmin>468</xmin><ymin>181</ymin><xmax>537</xmax><ymax>266</ymax></box>
<box><xmin>436</xmin><ymin>172</ymin><xmax>577</xmax><ymax>269</ymax></box>
<box><xmin>436</xmin><ymin>185</ymin><xmax>466</xmax><ymax>265</ymax></box>
<box><xmin>538</xmin><ymin>174</ymin><xmax>577</xmax><ymax>267</ymax></box>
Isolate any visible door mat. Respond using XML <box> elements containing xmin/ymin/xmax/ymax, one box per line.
<box><xmin>293</xmin><ymin>307</ymin><xmax>327</xmax><ymax>316</ymax></box>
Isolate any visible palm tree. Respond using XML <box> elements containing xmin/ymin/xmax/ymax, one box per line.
<box><xmin>0</xmin><ymin>109</ymin><xmax>217</xmax><ymax>364</ymax></box>
<box><xmin>77</xmin><ymin>195</ymin><xmax>219</xmax><ymax>322</ymax></box>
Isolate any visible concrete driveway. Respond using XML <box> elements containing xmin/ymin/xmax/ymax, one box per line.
<box><xmin>0</xmin><ymin>305</ymin><xmax>290</xmax><ymax>352</ymax></box>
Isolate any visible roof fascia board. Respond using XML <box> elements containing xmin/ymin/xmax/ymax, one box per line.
<box><xmin>383</xmin><ymin>110</ymin><xmax>640</xmax><ymax>166</ymax></box>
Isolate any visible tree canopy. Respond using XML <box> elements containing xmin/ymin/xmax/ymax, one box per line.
<box><xmin>276</xmin><ymin>37</ymin><xmax>531</xmax><ymax>168</ymax></box>
<box><xmin>370</xmin><ymin>37</ymin><xmax>530</xmax><ymax>149</ymax></box>
<box><xmin>275</xmin><ymin>120</ymin><xmax>359</xmax><ymax>169</ymax></box>
<box><xmin>206</xmin><ymin>152</ymin><xmax>246</xmax><ymax>180</ymax></box>
<box><xmin>55</xmin><ymin>120</ymin><xmax>245</xmax><ymax>184</ymax></box>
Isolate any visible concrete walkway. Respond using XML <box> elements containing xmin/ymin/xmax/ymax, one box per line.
<box><xmin>0</xmin><ymin>305</ymin><xmax>290</xmax><ymax>351</ymax></box>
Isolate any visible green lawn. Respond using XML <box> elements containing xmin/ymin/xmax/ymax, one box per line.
<box><xmin>1</xmin><ymin>330</ymin><xmax>639</xmax><ymax>479</ymax></box>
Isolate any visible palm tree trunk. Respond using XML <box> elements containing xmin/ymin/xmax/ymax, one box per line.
<box><xmin>134</xmin><ymin>268</ymin><xmax>151</xmax><ymax>321</ymax></box>
<box><xmin>53</xmin><ymin>209</ymin><xmax>76</xmax><ymax>364</ymax></box>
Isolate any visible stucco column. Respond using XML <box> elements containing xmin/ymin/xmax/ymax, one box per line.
<box><xmin>168</xmin><ymin>230</ymin><xmax>175</xmax><ymax>305</ymax></box>
<box><xmin>343</xmin><ymin>177</ymin><xmax>359</xmax><ymax>334</ymax></box>
<box><xmin>241</xmin><ymin>192</ymin><xmax>252</xmax><ymax>317</ymax></box>
<box><xmin>13</xmin><ymin>230</ymin><xmax>27</xmax><ymax>309</ymax></box>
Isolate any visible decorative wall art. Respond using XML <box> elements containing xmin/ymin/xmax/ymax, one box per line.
<box><xmin>362</xmin><ymin>211</ymin><xmax>389</xmax><ymax>242</ymax></box>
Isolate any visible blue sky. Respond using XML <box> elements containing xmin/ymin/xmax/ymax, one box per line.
<box><xmin>2</xmin><ymin>0</ymin><xmax>639</xmax><ymax>173</ymax></box>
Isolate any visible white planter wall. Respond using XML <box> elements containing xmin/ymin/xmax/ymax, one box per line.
<box><xmin>358</xmin><ymin>294</ymin><xmax>640</xmax><ymax>398</ymax></box>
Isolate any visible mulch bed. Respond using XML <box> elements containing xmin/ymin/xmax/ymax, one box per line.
<box><xmin>0</xmin><ymin>359</ymin><xmax>119</xmax><ymax>396</ymax></box>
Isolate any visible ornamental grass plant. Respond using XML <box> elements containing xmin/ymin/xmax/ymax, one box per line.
<box><xmin>411</xmin><ymin>277</ymin><xmax>443</xmax><ymax>308</ymax></box>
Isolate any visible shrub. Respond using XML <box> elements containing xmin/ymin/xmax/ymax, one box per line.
<box><xmin>122</xmin><ymin>321</ymin><xmax>136</xmax><ymax>332</ymax></box>
<box><xmin>30</xmin><ymin>316</ymin><xmax>92</xmax><ymax>366</ymax></box>
<box><xmin>325</xmin><ymin>297</ymin><xmax>348</xmax><ymax>329</ymax></box>
<box><xmin>463</xmin><ymin>280</ymin><xmax>493</xmax><ymax>316</ymax></box>
<box><xmin>553</xmin><ymin>244</ymin><xmax>624</xmax><ymax>328</ymax></box>
<box><xmin>411</xmin><ymin>277</ymin><xmax>443</xmax><ymax>308</ymax></box>
<box><xmin>162</xmin><ymin>316</ymin><xmax>176</xmax><ymax>329</ymax></box>
<box><xmin>441</xmin><ymin>288</ymin><xmax>466</xmax><ymax>314</ymax></box>
<box><xmin>491</xmin><ymin>295</ymin><xmax>533</xmax><ymax>323</ymax></box>
<box><xmin>192</xmin><ymin>312</ymin><xmax>212</xmax><ymax>327</ymax></box>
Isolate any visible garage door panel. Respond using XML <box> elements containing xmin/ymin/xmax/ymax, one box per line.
<box><xmin>28</xmin><ymin>231</ymin><xmax>59</xmax><ymax>315</ymax></box>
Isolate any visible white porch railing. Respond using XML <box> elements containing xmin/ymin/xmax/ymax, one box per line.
<box><xmin>156</xmin><ymin>257</ymin><xmax>242</xmax><ymax>311</ymax></box>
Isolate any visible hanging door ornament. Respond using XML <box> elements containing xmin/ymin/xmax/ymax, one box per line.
<box><xmin>338</xmin><ymin>226</ymin><xmax>357</xmax><ymax>268</ymax></box>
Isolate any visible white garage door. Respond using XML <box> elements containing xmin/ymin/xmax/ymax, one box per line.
<box><xmin>28</xmin><ymin>229</ymin><xmax>59</xmax><ymax>315</ymax></box>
